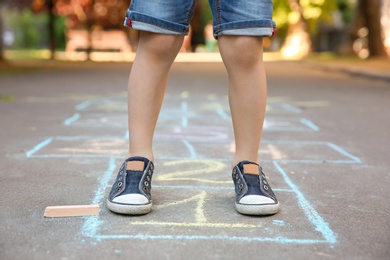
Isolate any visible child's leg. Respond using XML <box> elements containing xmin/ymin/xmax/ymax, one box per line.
<box><xmin>218</xmin><ymin>36</ymin><xmax>267</xmax><ymax>167</ymax></box>
<box><xmin>107</xmin><ymin>0</ymin><xmax>195</xmax><ymax>215</ymax></box>
<box><xmin>107</xmin><ymin>32</ymin><xmax>183</xmax><ymax>215</ymax></box>
<box><xmin>127</xmin><ymin>31</ymin><xmax>184</xmax><ymax>161</ymax></box>
<box><xmin>219</xmin><ymin>35</ymin><xmax>279</xmax><ymax>215</ymax></box>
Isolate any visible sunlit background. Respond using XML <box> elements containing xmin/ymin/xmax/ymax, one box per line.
<box><xmin>0</xmin><ymin>0</ymin><xmax>389</xmax><ymax>61</ymax></box>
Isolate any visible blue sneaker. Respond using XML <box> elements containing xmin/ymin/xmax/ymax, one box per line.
<box><xmin>107</xmin><ymin>156</ymin><xmax>154</xmax><ymax>215</ymax></box>
<box><xmin>232</xmin><ymin>161</ymin><xmax>279</xmax><ymax>215</ymax></box>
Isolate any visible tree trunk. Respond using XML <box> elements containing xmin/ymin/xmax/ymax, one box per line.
<box><xmin>358</xmin><ymin>0</ymin><xmax>386</xmax><ymax>57</ymax></box>
<box><xmin>46</xmin><ymin>0</ymin><xmax>55</xmax><ymax>59</ymax></box>
<box><xmin>281</xmin><ymin>0</ymin><xmax>312</xmax><ymax>59</ymax></box>
<box><xmin>86</xmin><ymin>0</ymin><xmax>95</xmax><ymax>59</ymax></box>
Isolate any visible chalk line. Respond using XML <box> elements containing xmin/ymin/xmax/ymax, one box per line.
<box><xmin>273</xmin><ymin>161</ymin><xmax>337</xmax><ymax>244</ymax></box>
<box><xmin>64</xmin><ymin>113</ymin><xmax>80</xmax><ymax>126</ymax></box>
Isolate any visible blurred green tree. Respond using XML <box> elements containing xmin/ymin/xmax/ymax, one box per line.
<box><xmin>0</xmin><ymin>0</ymin><xmax>36</xmax><ymax>61</ymax></box>
<box><xmin>0</xmin><ymin>0</ymin><xmax>58</xmax><ymax>59</ymax></box>
<box><xmin>7</xmin><ymin>9</ymin><xmax>48</xmax><ymax>49</ymax></box>
<box><xmin>0</xmin><ymin>1</ymin><xmax>5</xmax><ymax>61</ymax></box>
<box><xmin>1</xmin><ymin>0</ymin><xmax>388</xmax><ymax>60</ymax></box>
<box><xmin>274</xmin><ymin>0</ymin><xmax>338</xmax><ymax>58</ymax></box>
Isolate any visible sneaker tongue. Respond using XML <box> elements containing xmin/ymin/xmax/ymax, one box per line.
<box><xmin>125</xmin><ymin>170</ymin><xmax>144</xmax><ymax>193</ymax></box>
<box><xmin>244</xmin><ymin>173</ymin><xmax>261</xmax><ymax>191</ymax></box>
<box><xmin>126</xmin><ymin>160</ymin><xmax>145</xmax><ymax>171</ymax></box>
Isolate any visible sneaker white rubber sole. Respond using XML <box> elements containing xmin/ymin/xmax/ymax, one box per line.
<box><xmin>106</xmin><ymin>199</ymin><xmax>152</xmax><ymax>215</ymax></box>
<box><xmin>235</xmin><ymin>202</ymin><xmax>280</xmax><ymax>215</ymax></box>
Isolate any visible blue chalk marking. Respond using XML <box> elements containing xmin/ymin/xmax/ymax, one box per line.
<box><xmin>265</xmin><ymin>116</ymin><xmax>319</xmax><ymax>132</ymax></box>
<box><xmin>272</xmin><ymin>220</ymin><xmax>285</xmax><ymax>227</ymax></box>
<box><xmin>262</xmin><ymin>140</ymin><xmax>322</xmax><ymax>145</ymax></box>
<box><xmin>95</xmin><ymin>234</ymin><xmax>329</xmax><ymax>244</ymax></box>
<box><xmin>325</xmin><ymin>142</ymin><xmax>362</xmax><ymax>163</ymax></box>
<box><xmin>261</xmin><ymin>140</ymin><xmax>361</xmax><ymax>164</ymax></box>
<box><xmin>75</xmin><ymin>100</ymin><xmax>92</xmax><ymax>111</ymax></box>
<box><xmin>265</xmin><ymin>127</ymin><xmax>307</xmax><ymax>132</ymax></box>
<box><xmin>182</xmin><ymin>139</ymin><xmax>197</xmax><ymax>159</ymax></box>
<box><xmin>273</xmin><ymin>161</ymin><xmax>337</xmax><ymax>244</ymax></box>
<box><xmin>25</xmin><ymin>138</ymin><xmax>53</xmax><ymax>158</ymax></box>
<box><xmin>124</xmin><ymin>130</ymin><xmax>129</xmax><ymax>140</ymax></box>
<box><xmin>26</xmin><ymin>137</ymin><xmax>360</xmax><ymax>165</ymax></box>
<box><xmin>300</xmin><ymin>118</ymin><xmax>320</xmax><ymax>131</ymax></box>
<box><xmin>54</xmin><ymin>135</ymin><xmax>124</xmax><ymax>140</ymax></box>
<box><xmin>62</xmin><ymin>113</ymin><xmax>128</xmax><ymax>128</ymax></box>
<box><xmin>216</xmin><ymin>108</ymin><xmax>229</xmax><ymax>120</ymax></box>
<box><xmin>82</xmin><ymin>157</ymin><xmax>116</xmax><ymax>238</ymax></box>
<box><xmin>91</xmin><ymin>157</ymin><xmax>116</xmax><ymax>205</ymax></box>
<box><xmin>281</xmin><ymin>103</ymin><xmax>302</xmax><ymax>114</ymax></box>
<box><xmin>181</xmin><ymin>101</ymin><xmax>188</xmax><ymax>127</ymax></box>
<box><xmin>64</xmin><ymin>113</ymin><xmax>80</xmax><ymax>126</ymax></box>
<box><xmin>82</xmin><ymin>216</ymin><xmax>100</xmax><ymax>239</ymax></box>
<box><xmin>29</xmin><ymin>155</ymin><xmax>357</xmax><ymax>164</ymax></box>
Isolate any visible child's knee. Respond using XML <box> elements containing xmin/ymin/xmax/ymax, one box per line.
<box><xmin>220</xmin><ymin>36</ymin><xmax>264</xmax><ymax>66</ymax></box>
<box><xmin>141</xmin><ymin>32</ymin><xmax>184</xmax><ymax>59</ymax></box>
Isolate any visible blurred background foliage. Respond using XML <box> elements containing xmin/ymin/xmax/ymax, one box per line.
<box><xmin>5</xmin><ymin>8</ymin><xmax>66</xmax><ymax>50</ymax></box>
<box><xmin>0</xmin><ymin>0</ymin><xmax>389</xmax><ymax>60</ymax></box>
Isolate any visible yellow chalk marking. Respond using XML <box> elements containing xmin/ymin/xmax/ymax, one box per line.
<box><xmin>156</xmin><ymin>191</ymin><xmax>207</xmax><ymax>223</ymax></box>
<box><xmin>130</xmin><ymin>221</ymin><xmax>260</xmax><ymax>228</ymax></box>
<box><xmin>181</xmin><ymin>91</ymin><xmax>189</xmax><ymax>99</ymax></box>
<box><xmin>158</xmin><ymin>178</ymin><xmax>230</xmax><ymax>184</ymax></box>
<box><xmin>158</xmin><ymin>160</ymin><xmax>228</xmax><ymax>183</ymax></box>
<box><xmin>200</xmin><ymin>102</ymin><xmax>224</xmax><ymax>111</ymax></box>
<box><xmin>290</xmin><ymin>100</ymin><xmax>330</xmax><ymax>107</ymax></box>
<box><xmin>58</xmin><ymin>139</ymin><xmax>126</xmax><ymax>155</ymax></box>
<box><xmin>195</xmin><ymin>191</ymin><xmax>206</xmax><ymax>223</ymax></box>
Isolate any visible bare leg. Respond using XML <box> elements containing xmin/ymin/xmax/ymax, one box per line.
<box><xmin>127</xmin><ymin>32</ymin><xmax>184</xmax><ymax>161</ymax></box>
<box><xmin>107</xmin><ymin>33</ymin><xmax>184</xmax><ymax>215</ymax></box>
<box><xmin>218</xmin><ymin>36</ymin><xmax>267</xmax><ymax>168</ymax></box>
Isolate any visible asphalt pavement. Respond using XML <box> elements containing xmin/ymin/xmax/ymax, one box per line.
<box><xmin>0</xmin><ymin>58</ymin><xmax>389</xmax><ymax>259</ymax></box>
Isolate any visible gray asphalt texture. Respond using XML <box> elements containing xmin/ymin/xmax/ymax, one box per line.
<box><xmin>0</xmin><ymin>60</ymin><xmax>389</xmax><ymax>259</ymax></box>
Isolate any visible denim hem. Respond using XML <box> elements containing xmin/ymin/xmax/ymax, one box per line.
<box><xmin>216</xmin><ymin>27</ymin><xmax>274</xmax><ymax>38</ymax></box>
<box><xmin>124</xmin><ymin>12</ymin><xmax>189</xmax><ymax>35</ymax></box>
<box><xmin>213</xmin><ymin>19</ymin><xmax>276</xmax><ymax>38</ymax></box>
<box><xmin>128</xmin><ymin>21</ymin><xmax>184</xmax><ymax>35</ymax></box>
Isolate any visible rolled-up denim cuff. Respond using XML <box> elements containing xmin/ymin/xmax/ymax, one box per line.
<box><xmin>213</xmin><ymin>19</ymin><xmax>276</xmax><ymax>38</ymax></box>
<box><xmin>217</xmin><ymin>27</ymin><xmax>274</xmax><ymax>37</ymax></box>
<box><xmin>124</xmin><ymin>12</ymin><xmax>189</xmax><ymax>35</ymax></box>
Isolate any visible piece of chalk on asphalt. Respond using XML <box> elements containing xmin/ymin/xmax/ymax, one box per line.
<box><xmin>44</xmin><ymin>205</ymin><xmax>100</xmax><ymax>218</ymax></box>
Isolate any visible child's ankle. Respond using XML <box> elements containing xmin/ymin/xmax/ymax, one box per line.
<box><xmin>127</xmin><ymin>152</ymin><xmax>154</xmax><ymax>163</ymax></box>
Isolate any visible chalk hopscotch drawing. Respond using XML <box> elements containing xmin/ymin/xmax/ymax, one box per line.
<box><xmin>26</xmin><ymin>93</ymin><xmax>361</xmax><ymax>245</ymax></box>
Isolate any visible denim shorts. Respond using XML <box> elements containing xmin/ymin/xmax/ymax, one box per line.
<box><xmin>124</xmin><ymin>0</ymin><xmax>276</xmax><ymax>38</ymax></box>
